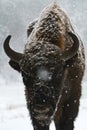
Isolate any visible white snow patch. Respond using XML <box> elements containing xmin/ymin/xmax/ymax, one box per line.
<box><xmin>37</xmin><ymin>67</ymin><xmax>52</xmax><ymax>81</ymax></box>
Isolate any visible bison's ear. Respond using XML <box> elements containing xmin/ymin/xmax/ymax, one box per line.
<box><xmin>9</xmin><ymin>60</ymin><xmax>20</xmax><ymax>72</ymax></box>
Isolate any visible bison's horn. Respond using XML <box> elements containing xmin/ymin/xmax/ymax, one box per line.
<box><xmin>61</xmin><ymin>32</ymin><xmax>79</xmax><ymax>61</ymax></box>
<box><xmin>3</xmin><ymin>35</ymin><xmax>23</xmax><ymax>63</ymax></box>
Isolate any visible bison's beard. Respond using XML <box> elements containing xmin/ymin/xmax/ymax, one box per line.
<box><xmin>33</xmin><ymin>104</ymin><xmax>53</xmax><ymax>125</ymax></box>
<box><xmin>30</xmin><ymin>102</ymin><xmax>55</xmax><ymax>126</ymax></box>
<box><xmin>26</xmin><ymin>90</ymin><xmax>61</xmax><ymax>126</ymax></box>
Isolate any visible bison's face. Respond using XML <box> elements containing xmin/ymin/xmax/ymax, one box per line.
<box><xmin>3</xmin><ymin>32</ymin><xmax>79</xmax><ymax>125</ymax></box>
<box><xmin>19</xmin><ymin>42</ymin><xmax>65</xmax><ymax>125</ymax></box>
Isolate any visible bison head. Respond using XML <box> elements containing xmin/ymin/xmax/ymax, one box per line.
<box><xmin>3</xmin><ymin>32</ymin><xmax>79</xmax><ymax>125</ymax></box>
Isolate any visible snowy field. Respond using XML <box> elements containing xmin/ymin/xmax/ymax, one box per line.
<box><xmin>0</xmin><ymin>78</ymin><xmax>87</xmax><ymax>130</ymax></box>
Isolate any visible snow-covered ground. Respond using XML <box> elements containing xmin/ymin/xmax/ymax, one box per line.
<box><xmin>0</xmin><ymin>79</ymin><xmax>87</xmax><ymax>130</ymax></box>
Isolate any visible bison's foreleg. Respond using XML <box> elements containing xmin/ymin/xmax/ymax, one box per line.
<box><xmin>54</xmin><ymin>84</ymin><xmax>81</xmax><ymax>130</ymax></box>
<box><xmin>61</xmin><ymin>95</ymin><xmax>80</xmax><ymax>130</ymax></box>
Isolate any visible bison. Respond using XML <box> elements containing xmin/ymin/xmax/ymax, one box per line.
<box><xmin>3</xmin><ymin>2</ymin><xmax>85</xmax><ymax>130</ymax></box>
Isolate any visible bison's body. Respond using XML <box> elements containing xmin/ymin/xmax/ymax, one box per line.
<box><xmin>3</xmin><ymin>2</ymin><xmax>85</xmax><ymax>130</ymax></box>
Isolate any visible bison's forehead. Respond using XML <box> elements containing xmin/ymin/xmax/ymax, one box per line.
<box><xmin>27</xmin><ymin>2</ymin><xmax>71</xmax><ymax>50</ymax></box>
<box><xmin>20</xmin><ymin>42</ymin><xmax>64</xmax><ymax>73</ymax></box>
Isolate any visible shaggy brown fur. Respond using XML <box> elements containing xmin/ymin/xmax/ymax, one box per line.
<box><xmin>3</xmin><ymin>2</ymin><xmax>85</xmax><ymax>130</ymax></box>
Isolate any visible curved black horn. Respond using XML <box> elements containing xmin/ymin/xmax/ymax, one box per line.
<box><xmin>3</xmin><ymin>35</ymin><xmax>23</xmax><ymax>63</ymax></box>
<box><xmin>61</xmin><ymin>32</ymin><xmax>79</xmax><ymax>61</ymax></box>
